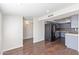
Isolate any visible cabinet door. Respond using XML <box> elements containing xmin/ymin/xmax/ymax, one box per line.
<box><xmin>71</xmin><ymin>15</ymin><xmax>78</xmax><ymax>28</ymax></box>
<box><xmin>65</xmin><ymin>34</ymin><xmax>78</xmax><ymax>51</ymax></box>
<box><xmin>55</xmin><ymin>32</ymin><xmax>59</xmax><ymax>38</ymax></box>
<box><xmin>61</xmin><ymin>32</ymin><xmax>65</xmax><ymax>38</ymax></box>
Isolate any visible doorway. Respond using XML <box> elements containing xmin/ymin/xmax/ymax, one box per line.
<box><xmin>23</xmin><ymin>17</ymin><xmax>33</xmax><ymax>46</ymax></box>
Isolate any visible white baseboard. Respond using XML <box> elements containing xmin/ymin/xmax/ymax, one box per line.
<box><xmin>33</xmin><ymin>39</ymin><xmax>44</xmax><ymax>43</ymax></box>
<box><xmin>3</xmin><ymin>44</ymin><xmax>23</xmax><ymax>52</ymax></box>
<box><xmin>23</xmin><ymin>37</ymin><xmax>33</xmax><ymax>40</ymax></box>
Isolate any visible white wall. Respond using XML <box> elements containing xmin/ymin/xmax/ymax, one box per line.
<box><xmin>78</xmin><ymin>14</ymin><xmax>79</xmax><ymax>52</ymax></box>
<box><xmin>23</xmin><ymin>20</ymin><xmax>33</xmax><ymax>39</ymax></box>
<box><xmin>0</xmin><ymin>13</ymin><xmax>2</xmax><ymax>54</ymax></box>
<box><xmin>3</xmin><ymin>15</ymin><xmax>23</xmax><ymax>51</ymax></box>
<box><xmin>33</xmin><ymin>17</ymin><xmax>45</xmax><ymax>43</ymax></box>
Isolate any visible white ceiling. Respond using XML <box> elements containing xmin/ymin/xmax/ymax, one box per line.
<box><xmin>0</xmin><ymin>3</ymin><xmax>76</xmax><ymax>18</ymax></box>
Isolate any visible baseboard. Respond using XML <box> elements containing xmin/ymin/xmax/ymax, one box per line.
<box><xmin>3</xmin><ymin>44</ymin><xmax>23</xmax><ymax>52</ymax></box>
<box><xmin>33</xmin><ymin>39</ymin><xmax>44</xmax><ymax>43</ymax></box>
<box><xmin>23</xmin><ymin>38</ymin><xmax>33</xmax><ymax>40</ymax></box>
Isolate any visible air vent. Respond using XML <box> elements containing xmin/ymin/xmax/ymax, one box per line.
<box><xmin>48</xmin><ymin>14</ymin><xmax>53</xmax><ymax>17</ymax></box>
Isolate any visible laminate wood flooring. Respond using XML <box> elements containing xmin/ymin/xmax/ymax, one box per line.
<box><xmin>3</xmin><ymin>39</ymin><xmax>78</xmax><ymax>55</ymax></box>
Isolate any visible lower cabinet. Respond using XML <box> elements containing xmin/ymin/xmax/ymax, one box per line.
<box><xmin>65</xmin><ymin>33</ymin><xmax>78</xmax><ymax>51</ymax></box>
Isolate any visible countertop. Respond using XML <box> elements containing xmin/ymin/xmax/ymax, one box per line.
<box><xmin>56</xmin><ymin>30</ymin><xmax>78</xmax><ymax>34</ymax></box>
<box><xmin>65</xmin><ymin>33</ymin><xmax>78</xmax><ymax>36</ymax></box>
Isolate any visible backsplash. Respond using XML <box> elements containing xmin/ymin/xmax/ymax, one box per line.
<box><xmin>57</xmin><ymin>28</ymin><xmax>78</xmax><ymax>32</ymax></box>
<box><xmin>56</xmin><ymin>22</ymin><xmax>78</xmax><ymax>33</ymax></box>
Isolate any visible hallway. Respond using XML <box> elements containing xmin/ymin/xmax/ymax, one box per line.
<box><xmin>3</xmin><ymin>39</ymin><xmax>78</xmax><ymax>55</ymax></box>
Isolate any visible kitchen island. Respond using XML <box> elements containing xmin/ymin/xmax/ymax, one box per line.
<box><xmin>65</xmin><ymin>33</ymin><xmax>78</xmax><ymax>51</ymax></box>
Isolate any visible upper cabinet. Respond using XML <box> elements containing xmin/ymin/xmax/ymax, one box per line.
<box><xmin>71</xmin><ymin>15</ymin><xmax>78</xmax><ymax>28</ymax></box>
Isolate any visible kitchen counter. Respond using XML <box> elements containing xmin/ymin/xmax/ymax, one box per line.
<box><xmin>65</xmin><ymin>32</ymin><xmax>78</xmax><ymax>51</ymax></box>
<box><xmin>65</xmin><ymin>33</ymin><xmax>78</xmax><ymax>36</ymax></box>
<box><xmin>56</xmin><ymin>30</ymin><xmax>78</xmax><ymax>34</ymax></box>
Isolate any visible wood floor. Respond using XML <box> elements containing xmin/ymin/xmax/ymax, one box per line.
<box><xmin>3</xmin><ymin>39</ymin><xmax>78</xmax><ymax>55</ymax></box>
